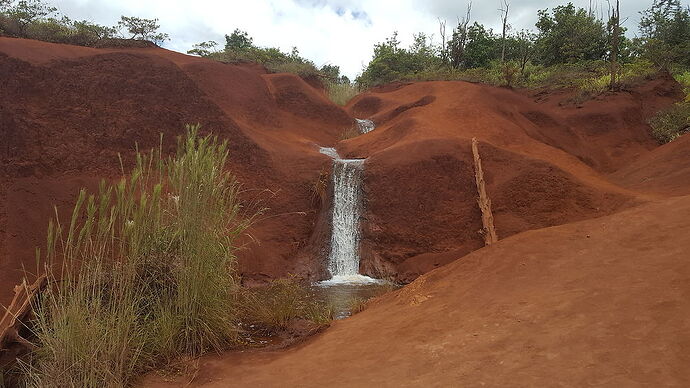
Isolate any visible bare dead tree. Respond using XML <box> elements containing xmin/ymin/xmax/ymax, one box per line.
<box><xmin>438</xmin><ymin>18</ymin><xmax>448</xmax><ymax>64</ymax></box>
<box><xmin>500</xmin><ymin>0</ymin><xmax>510</xmax><ymax>63</ymax></box>
<box><xmin>608</xmin><ymin>0</ymin><xmax>620</xmax><ymax>90</ymax></box>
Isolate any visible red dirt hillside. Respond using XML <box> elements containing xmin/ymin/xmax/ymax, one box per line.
<box><xmin>1</xmin><ymin>37</ymin><xmax>687</xmax><ymax>300</ymax></box>
<box><xmin>141</xmin><ymin>64</ymin><xmax>690</xmax><ymax>386</ymax></box>
<box><xmin>341</xmin><ymin>78</ymin><xmax>684</xmax><ymax>281</ymax></box>
<box><xmin>145</xmin><ymin>194</ymin><xmax>690</xmax><ymax>387</ymax></box>
<box><xmin>0</xmin><ymin>37</ymin><xmax>351</xmax><ymax>304</ymax></box>
<box><xmin>2</xmin><ymin>36</ymin><xmax>690</xmax><ymax>387</ymax></box>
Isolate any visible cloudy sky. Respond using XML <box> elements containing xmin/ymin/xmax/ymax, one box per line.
<box><xmin>52</xmin><ymin>0</ymin><xmax>664</xmax><ymax>78</ymax></box>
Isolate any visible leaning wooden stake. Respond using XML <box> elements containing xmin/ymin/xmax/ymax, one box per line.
<box><xmin>471</xmin><ymin>138</ymin><xmax>498</xmax><ymax>245</ymax></box>
<box><xmin>0</xmin><ymin>275</ymin><xmax>47</xmax><ymax>351</ymax></box>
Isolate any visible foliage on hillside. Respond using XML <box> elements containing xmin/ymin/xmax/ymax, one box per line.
<box><xmin>188</xmin><ymin>29</ymin><xmax>357</xmax><ymax>104</ymax></box>
<box><xmin>0</xmin><ymin>0</ymin><xmax>168</xmax><ymax>46</ymax></box>
<box><xmin>357</xmin><ymin>1</ymin><xmax>689</xmax><ymax>93</ymax></box>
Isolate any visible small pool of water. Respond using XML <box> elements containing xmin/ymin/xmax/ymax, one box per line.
<box><xmin>310</xmin><ymin>278</ymin><xmax>398</xmax><ymax>320</ymax></box>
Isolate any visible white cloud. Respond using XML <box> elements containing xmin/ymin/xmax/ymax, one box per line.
<box><xmin>50</xmin><ymin>0</ymin><xmax>657</xmax><ymax>79</ymax></box>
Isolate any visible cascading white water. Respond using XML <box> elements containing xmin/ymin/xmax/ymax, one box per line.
<box><xmin>355</xmin><ymin>118</ymin><xmax>375</xmax><ymax>134</ymax></box>
<box><xmin>319</xmin><ymin>147</ymin><xmax>379</xmax><ymax>284</ymax></box>
<box><xmin>328</xmin><ymin>157</ymin><xmax>364</xmax><ymax>276</ymax></box>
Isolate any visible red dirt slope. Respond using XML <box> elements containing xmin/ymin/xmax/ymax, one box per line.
<box><xmin>342</xmin><ymin>79</ymin><xmax>683</xmax><ymax>281</ymax></box>
<box><xmin>145</xmin><ymin>194</ymin><xmax>690</xmax><ymax>387</ymax></box>
<box><xmin>1</xmin><ymin>37</ymin><xmax>686</xmax><ymax>302</ymax></box>
<box><xmin>0</xmin><ymin>37</ymin><xmax>351</xmax><ymax>304</ymax></box>
<box><xmin>610</xmin><ymin>133</ymin><xmax>690</xmax><ymax>196</ymax></box>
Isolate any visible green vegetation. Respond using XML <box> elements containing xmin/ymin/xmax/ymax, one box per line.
<box><xmin>356</xmin><ymin>1</ymin><xmax>689</xmax><ymax>98</ymax></box>
<box><xmin>189</xmin><ymin>29</ymin><xmax>320</xmax><ymax>77</ymax></box>
<box><xmin>327</xmin><ymin>82</ymin><xmax>360</xmax><ymax>106</ymax></box>
<box><xmin>638</xmin><ymin>0</ymin><xmax>690</xmax><ymax>69</ymax></box>
<box><xmin>240</xmin><ymin>277</ymin><xmax>333</xmax><ymax>330</ymax></box>
<box><xmin>16</xmin><ymin>127</ymin><xmax>330</xmax><ymax>387</ymax></box>
<box><xmin>648</xmin><ymin>102</ymin><xmax>690</xmax><ymax>142</ymax></box>
<box><xmin>117</xmin><ymin>16</ymin><xmax>168</xmax><ymax>44</ymax></box>
<box><xmin>0</xmin><ymin>0</ymin><xmax>168</xmax><ymax>46</ymax></box>
<box><xmin>189</xmin><ymin>29</ymin><xmax>359</xmax><ymax>104</ymax></box>
<box><xmin>674</xmin><ymin>71</ymin><xmax>690</xmax><ymax>101</ymax></box>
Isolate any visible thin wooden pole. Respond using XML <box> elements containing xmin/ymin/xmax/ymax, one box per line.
<box><xmin>0</xmin><ymin>275</ymin><xmax>47</xmax><ymax>351</ymax></box>
<box><xmin>471</xmin><ymin>138</ymin><xmax>498</xmax><ymax>245</ymax></box>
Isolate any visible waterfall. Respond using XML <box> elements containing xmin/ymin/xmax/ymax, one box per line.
<box><xmin>319</xmin><ymin>147</ymin><xmax>379</xmax><ymax>284</ymax></box>
<box><xmin>355</xmin><ymin>119</ymin><xmax>375</xmax><ymax>134</ymax></box>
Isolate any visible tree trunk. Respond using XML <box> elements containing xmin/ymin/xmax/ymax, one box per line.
<box><xmin>471</xmin><ymin>138</ymin><xmax>498</xmax><ymax>246</ymax></box>
<box><xmin>501</xmin><ymin>1</ymin><xmax>509</xmax><ymax>63</ymax></box>
<box><xmin>609</xmin><ymin>0</ymin><xmax>620</xmax><ymax>90</ymax></box>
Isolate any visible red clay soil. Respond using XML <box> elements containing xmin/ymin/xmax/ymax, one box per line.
<box><xmin>2</xmin><ymin>37</ymin><xmax>690</xmax><ymax>386</ymax></box>
<box><xmin>0</xmin><ymin>37</ymin><xmax>350</xmax><ymax>304</ymax></box>
<box><xmin>141</xmin><ymin>73</ymin><xmax>690</xmax><ymax>386</ymax></box>
<box><xmin>343</xmin><ymin>78</ymin><xmax>682</xmax><ymax>280</ymax></box>
<box><xmin>610</xmin><ymin>132</ymin><xmax>690</xmax><ymax>196</ymax></box>
<box><xmin>1</xmin><ymin>37</ymin><xmax>686</xmax><ymax>299</ymax></box>
<box><xmin>144</xmin><ymin>195</ymin><xmax>690</xmax><ymax>387</ymax></box>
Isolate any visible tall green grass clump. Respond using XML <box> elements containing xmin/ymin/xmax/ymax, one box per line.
<box><xmin>23</xmin><ymin>125</ymin><xmax>250</xmax><ymax>387</ymax></box>
<box><xmin>327</xmin><ymin>82</ymin><xmax>359</xmax><ymax>106</ymax></box>
<box><xmin>239</xmin><ymin>278</ymin><xmax>333</xmax><ymax>331</ymax></box>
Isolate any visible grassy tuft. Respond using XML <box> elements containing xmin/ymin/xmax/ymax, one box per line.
<box><xmin>345</xmin><ymin>297</ymin><xmax>368</xmax><ymax>315</ymax></box>
<box><xmin>239</xmin><ymin>277</ymin><xmax>333</xmax><ymax>331</ymax></box>
<box><xmin>22</xmin><ymin>125</ymin><xmax>252</xmax><ymax>386</ymax></box>
<box><xmin>310</xmin><ymin>168</ymin><xmax>329</xmax><ymax>206</ymax></box>
<box><xmin>327</xmin><ymin>82</ymin><xmax>359</xmax><ymax>106</ymax></box>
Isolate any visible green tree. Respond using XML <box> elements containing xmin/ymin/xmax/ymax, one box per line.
<box><xmin>2</xmin><ymin>0</ymin><xmax>56</xmax><ymax>35</ymax></box>
<box><xmin>224</xmin><ymin>28</ymin><xmax>253</xmax><ymax>52</ymax></box>
<box><xmin>639</xmin><ymin>0</ymin><xmax>690</xmax><ymax>68</ymax></box>
<box><xmin>320</xmin><ymin>64</ymin><xmax>342</xmax><ymax>82</ymax></box>
<box><xmin>448</xmin><ymin>3</ymin><xmax>472</xmax><ymax>69</ymax></box>
<box><xmin>535</xmin><ymin>3</ymin><xmax>607</xmax><ymax>65</ymax></box>
<box><xmin>117</xmin><ymin>15</ymin><xmax>169</xmax><ymax>45</ymax></box>
<box><xmin>463</xmin><ymin>22</ymin><xmax>498</xmax><ymax>68</ymax></box>
<box><xmin>504</xmin><ymin>29</ymin><xmax>537</xmax><ymax>75</ymax></box>
<box><xmin>357</xmin><ymin>32</ymin><xmax>426</xmax><ymax>86</ymax></box>
<box><xmin>71</xmin><ymin>19</ymin><xmax>117</xmax><ymax>45</ymax></box>
<box><xmin>409</xmin><ymin>32</ymin><xmax>440</xmax><ymax>70</ymax></box>
<box><xmin>188</xmin><ymin>40</ymin><xmax>218</xmax><ymax>57</ymax></box>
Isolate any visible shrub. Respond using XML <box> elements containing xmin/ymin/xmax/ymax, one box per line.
<box><xmin>648</xmin><ymin>102</ymin><xmax>690</xmax><ymax>143</ymax></box>
<box><xmin>265</xmin><ymin>61</ymin><xmax>319</xmax><ymax>78</ymax></box>
<box><xmin>23</xmin><ymin>126</ymin><xmax>252</xmax><ymax>386</ymax></box>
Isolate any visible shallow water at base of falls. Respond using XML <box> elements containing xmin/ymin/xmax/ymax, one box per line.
<box><xmin>310</xmin><ymin>280</ymin><xmax>397</xmax><ymax>320</ymax></box>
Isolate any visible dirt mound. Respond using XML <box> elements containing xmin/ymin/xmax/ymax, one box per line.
<box><xmin>1</xmin><ymin>37</ymin><xmax>687</xmax><ymax>304</ymax></box>
<box><xmin>144</xmin><ymin>195</ymin><xmax>690</xmax><ymax>387</ymax></box>
<box><xmin>0</xmin><ymin>51</ymin><xmax>257</xmax><ymax>177</ymax></box>
<box><xmin>610</xmin><ymin>133</ymin><xmax>690</xmax><ymax>196</ymax></box>
<box><xmin>358</xmin><ymin>138</ymin><xmax>635</xmax><ymax>281</ymax></box>
<box><xmin>0</xmin><ymin>38</ymin><xmax>348</xmax><ymax>304</ymax></box>
<box><xmin>3</xmin><ymin>36</ymin><xmax>690</xmax><ymax>386</ymax></box>
<box><xmin>337</xmin><ymin>78</ymin><xmax>680</xmax><ymax>280</ymax></box>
